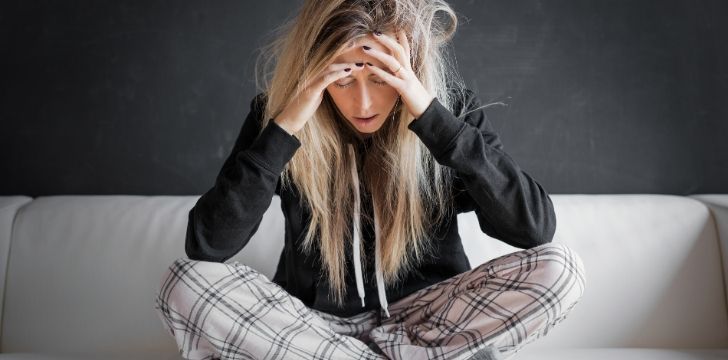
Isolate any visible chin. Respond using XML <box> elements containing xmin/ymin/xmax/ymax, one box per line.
<box><xmin>356</xmin><ymin>125</ymin><xmax>381</xmax><ymax>133</ymax></box>
<box><xmin>352</xmin><ymin>125</ymin><xmax>383</xmax><ymax>137</ymax></box>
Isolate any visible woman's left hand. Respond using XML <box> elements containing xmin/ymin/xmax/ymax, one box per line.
<box><xmin>364</xmin><ymin>29</ymin><xmax>435</xmax><ymax>121</ymax></box>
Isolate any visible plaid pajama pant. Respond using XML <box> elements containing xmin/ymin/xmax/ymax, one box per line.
<box><xmin>154</xmin><ymin>242</ymin><xmax>586</xmax><ymax>360</ymax></box>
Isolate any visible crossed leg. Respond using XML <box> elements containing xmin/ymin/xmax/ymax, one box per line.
<box><xmin>367</xmin><ymin>243</ymin><xmax>587</xmax><ymax>360</ymax></box>
<box><xmin>154</xmin><ymin>258</ymin><xmax>386</xmax><ymax>360</ymax></box>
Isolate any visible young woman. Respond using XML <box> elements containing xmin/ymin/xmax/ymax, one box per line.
<box><xmin>154</xmin><ymin>0</ymin><xmax>586</xmax><ymax>359</ymax></box>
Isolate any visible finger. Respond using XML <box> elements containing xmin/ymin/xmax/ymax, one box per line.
<box><xmin>397</xmin><ymin>29</ymin><xmax>412</xmax><ymax>70</ymax></box>
<box><xmin>313</xmin><ymin>63</ymin><xmax>363</xmax><ymax>92</ymax></box>
<box><xmin>372</xmin><ymin>31</ymin><xmax>408</xmax><ymax>69</ymax></box>
<box><xmin>362</xmin><ymin>47</ymin><xmax>404</xmax><ymax>76</ymax></box>
<box><xmin>324</xmin><ymin>62</ymin><xmax>362</xmax><ymax>73</ymax></box>
<box><xmin>365</xmin><ymin>62</ymin><xmax>404</xmax><ymax>90</ymax></box>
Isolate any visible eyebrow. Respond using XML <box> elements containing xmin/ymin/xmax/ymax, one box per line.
<box><xmin>343</xmin><ymin>73</ymin><xmax>379</xmax><ymax>79</ymax></box>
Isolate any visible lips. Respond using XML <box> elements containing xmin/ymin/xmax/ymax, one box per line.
<box><xmin>354</xmin><ymin>114</ymin><xmax>378</xmax><ymax>120</ymax></box>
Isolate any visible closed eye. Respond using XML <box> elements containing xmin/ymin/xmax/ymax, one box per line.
<box><xmin>334</xmin><ymin>78</ymin><xmax>388</xmax><ymax>88</ymax></box>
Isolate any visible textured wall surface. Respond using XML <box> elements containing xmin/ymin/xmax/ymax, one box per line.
<box><xmin>1</xmin><ymin>0</ymin><xmax>726</xmax><ymax>196</ymax></box>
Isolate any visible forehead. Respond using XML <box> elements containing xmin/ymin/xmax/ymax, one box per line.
<box><xmin>333</xmin><ymin>34</ymin><xmax>392</xmax><ymax>62</ymax></box>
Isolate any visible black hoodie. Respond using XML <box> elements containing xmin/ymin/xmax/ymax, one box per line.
<box><xmin>184</xmin><ymin>88</ymin><xmax>557</xmax><ymax>318</ymax></box>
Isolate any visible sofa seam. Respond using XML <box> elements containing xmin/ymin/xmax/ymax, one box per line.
<box><xmin>690</xmin><ymin>196</ymin><xmax>728</xmax><ymax>328</ymax></box>
<box><xmin>0</xmin><ymin>196</ymin><xmax>35</xmax><ymax>352</ymax></box>
<box><xmin>705</xmin><ymin>204</ymin><xmax>728</xmax><ymax>328</ymax></box>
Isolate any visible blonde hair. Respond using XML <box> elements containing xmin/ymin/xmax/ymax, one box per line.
<box><xmin>253</xmin><ymin>0</ymin><xmax>472</xmax><ymax>307</ymax></box>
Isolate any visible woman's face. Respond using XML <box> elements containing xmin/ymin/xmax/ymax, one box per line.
<box><xmin>326</xmin><ymin>33</ymin><xmax>400</xmax><ymax>138</ymax></box>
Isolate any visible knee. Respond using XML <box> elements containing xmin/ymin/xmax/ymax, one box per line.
<box><xmin>158</xmin><ymin>257</ymin><xmax>205</xmax><ymax>289</ymax></box>
<box><xmin>164</xmin><ymin>257</ymin><xmax>247</xmax><ymax>278</ymax></box>
<box><xmin>531</xmin><ymin>243</ymin><xmax>587</xmax><ymax>306</ymax></box>
<box><xmin>155</xmin><ymin>257</ymin><xmax>245</xmax><ymax>302</ymax></box>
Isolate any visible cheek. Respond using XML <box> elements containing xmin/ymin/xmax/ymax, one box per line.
<box><xmin>325</xmin><ymin>85</ymin><xmax>338</xmax><ymax>98</ymax></box>
<box><xmin>326</xmin><ymin>88</ymin><xmax>352</xmax><ymax>113</ymax></box>
<box><xmin>325</xmin><ymin>86</ymin><xmax>342</xmax><ymax>104</ymax></box>
<box><xmin>374</xmin><ymin>87</ymin><xmax>400</xmax><ymax>107</ymax></box>
<box><xmin>376</xmin><ymin>83</ymin><xmax>398</xmax><ymax>96</ymax></box>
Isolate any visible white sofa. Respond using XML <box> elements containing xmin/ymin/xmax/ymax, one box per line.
<box><xmin>0</xmin><ymin>194</ymin><xmax>727</xmax><ymax>360</ymax></box>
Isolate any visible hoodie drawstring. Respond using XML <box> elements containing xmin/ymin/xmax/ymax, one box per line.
<box><xmin>349</xmin><ymin>144</ymin><xmax>366</xmax><ymax>308</ymax></box>
<box><xmin>348</xmin><ymin>143</ymin><xmax>390</xmax><ymax>318</ymax></box>
<box><xmin>372</xmin><ymin>195</ymin><xmax>390</xmax><ymax>318</ymax></box>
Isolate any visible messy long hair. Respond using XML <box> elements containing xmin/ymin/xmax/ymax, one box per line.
<box><xmin>254</xmin><ymin>0</ymin><xmax>473</xmax><ymax>307</ymax></box>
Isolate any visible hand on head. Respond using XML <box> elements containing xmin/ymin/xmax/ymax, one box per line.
<box><xmin>275</xmin><ymin>29</ymin><xmax>434</xmax><ymax>136</ymax></box>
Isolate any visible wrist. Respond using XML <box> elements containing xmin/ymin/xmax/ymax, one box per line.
<box><xmin>273</xmin><ymin>118</ymin><xmax>296</xmax><ymax>135</ymax></box>
<box><xmin>410</xmin><ymin>88</ymin><xmax>436</xmax><ymax>119</ymax></box>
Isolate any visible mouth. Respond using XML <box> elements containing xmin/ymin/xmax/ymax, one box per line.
<box><xmin>354</xmin><ymin>114</ymin><xmax>378</xmax><ymax>121</ymax></box>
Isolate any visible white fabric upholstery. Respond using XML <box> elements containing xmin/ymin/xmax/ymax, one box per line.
<box><xmin>0</xmin><ymin>194</ymin><xmax>726</xmax><ymax>359</ymax></box>
<box><xmin>464</xmin><ymin>195</ymin><xmax>728</xmax><ymax>350</ymax></box>
<box><xmin>0</xmin><ymin>195</ymin><xmax>284</xmax><ymax>357</ymax></box>
<box><xmin>690</xmin><ymin>194</ymin><xmax>728</xmax><ymax>305</ymax></box>
<box><xmin>0</xmin><ymin>196</ymin><xmax>33</xmax><ymax>344</ymax></box>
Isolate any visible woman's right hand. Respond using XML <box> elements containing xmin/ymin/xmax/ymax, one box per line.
<box><xmin>274</xmin><ymin>62</ymin><xmax>364</xmax><ymax>135</ymax></box>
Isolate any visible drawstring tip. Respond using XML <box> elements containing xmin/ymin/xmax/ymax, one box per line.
<box><xmin>361</xmin><ymin>298</ymin><xmax>366</xmax><ymax>307</ymax></box>
<box><xmin>383</xmin><ymin>308</ymin><xmax>390</xmax><ymax>318</ymax></box>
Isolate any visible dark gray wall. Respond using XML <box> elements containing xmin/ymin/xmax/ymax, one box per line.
<box><xmin>2</xmin><ymin>0</ymin><xmax>726</xmax><ymax>196</ymax></box>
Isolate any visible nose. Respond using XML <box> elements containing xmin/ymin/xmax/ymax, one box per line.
<box><xmin>354</xmin><ymin>81</ymin><xmax>373</xmax><ymax>112</ymax></box>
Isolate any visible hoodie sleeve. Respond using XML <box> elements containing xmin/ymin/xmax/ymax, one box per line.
<box><xmin>185</xmin><ymin>92</ymin><xmax>302</xmax><ymax>262</ymax></box>
<box><xmin>407</xmin><ymin>89</ymin><xmax>556</xmax><ymax>249</ymax></box>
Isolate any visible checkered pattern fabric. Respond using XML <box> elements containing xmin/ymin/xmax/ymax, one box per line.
<box><xmin>154</xmin><ymin>243</ymin><xmax>585</xmax><ymax>359</ymax></box>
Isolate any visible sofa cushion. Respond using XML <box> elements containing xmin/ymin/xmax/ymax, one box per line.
<box><xmin>459</xmin><ymin>194</ymin><xmax>728</xmax><ymax>349</ymax></box>
<box><xmin>0</xmin><ymin>352</ymin><xmax>181</xmax><ymax>360</ymax></box>
<box><xmin>2</xmin><ymin>194</ymin><xmax>726</xmax><ymax>355</ymax></box>
<box><xmin>1</xmin><ymin>348</ymin><xmax>728</xmax><ymax>360</ymax></box>
<box><xmin>0</xmin><ymin>196</ymin><xmax>33</xmax><ymax>345</ymax></box>
<box><xmin>515</xmin><ymin>347</ymin><xmax>728</xmax><ymax>359</ymax></box>
<box><xmin>689</xmin><ymin>195</ymin><xmax>728</xmax><ymax>316</ymax></box>
<box><xmin>0</xmin><ymin>195</ymin><xmax>284</xmax><ymax>355</ymax></box>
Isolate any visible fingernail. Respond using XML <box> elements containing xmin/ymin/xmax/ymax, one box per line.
<box><xmin>366</xmin><ymin>62</ymin><xmax>373</xmax><ymax>66</ymax></box>
<box><xmin>373</xmin><ymin>30</ymin><xmax>382</xmax><ymax>36</ymax></box>
<box><xmin>344</xmin><ymin>68</ymin><xmax>351</xmax><ymax>72</ymax></box>
<box><xmin>355</xmin><ymin>62</ymin><xmax>364</xmax><ymax>67</ymax></box>
<box><xmin>362</xmin><ymin>45</ymin><xmax>371</xmax><ymax>50</ymax></box>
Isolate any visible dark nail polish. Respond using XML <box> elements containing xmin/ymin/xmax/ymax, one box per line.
<box><xmin>366</xmin><ymin>62</ymin><xmax>373</xmax><ymax>66</ymax></box>
<box><xmin>373</xmin><ymin>30</ymin><xmax>382</xmax><ymax>36</ymax></box>
<box><xmin>362</xmin><ymin>45</ymin><xmax>371</xmax><ymax>50</ymax></box>
<box><xmin>355</xmin><ymin>62</ymin><xmax>364</xmax><ymax>67</ymax></box>
<box><xmin>344</xmin><ymin>68</ymin><xmax>351</xmax><ymax>72</ymax></box>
